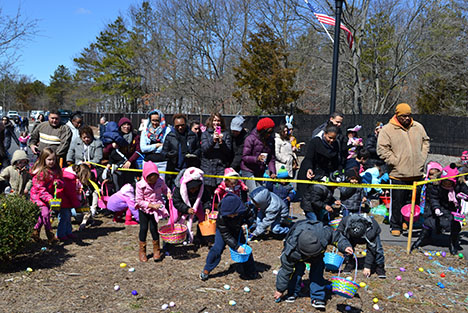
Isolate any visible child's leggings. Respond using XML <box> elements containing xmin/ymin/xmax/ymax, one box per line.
<box><xmin>35</xmin><ymin>206</ymin><xmax>52</xmax><ymax>231</ymax></box>
<box><xmin>139</xmin><ymin>210</ymin><xmax>158</xmax><ymax>242</ymax></box>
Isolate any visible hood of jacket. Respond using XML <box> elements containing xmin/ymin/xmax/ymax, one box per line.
<box><xmin>142</xmin><ymin>161</ymin><xmax>160</xmax><ymax>181</ymax></box>
<box><xmin>250</xmin><ymin>187</ymin><xmax>271</xmax><ymax>210</ymax></box>
<box><xmin>118</xmin><ymin>183</ymin><xmax>135</xmax><ymax>198</ymax></box>
<box><xmin>11</xmin><ymin>149</ymin><xmax>28</xmax><ymax>165</ymax></box>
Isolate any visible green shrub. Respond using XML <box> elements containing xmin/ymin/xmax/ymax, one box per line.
<box><xmin>0</xmin><ymin>194</ymin><xmax>38</xmax><ymax>260</ymax></box>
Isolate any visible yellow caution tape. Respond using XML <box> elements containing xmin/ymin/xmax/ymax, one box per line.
<box><xmin>416</xmin><ymin>172</ymin><xmax>468</xmax><ymax>186</ymax></box>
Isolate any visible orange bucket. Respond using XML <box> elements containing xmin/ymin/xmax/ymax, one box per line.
<box><xmin>199</xmin><ymin>218</ymin><xmax>216</xmax><ymax>236</ymax></box>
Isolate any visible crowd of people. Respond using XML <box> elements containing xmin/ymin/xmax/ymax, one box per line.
<box><xmin>1</xmin><ymin>104</ymin><xmax>467</xmax><ymax>310</ymax></box>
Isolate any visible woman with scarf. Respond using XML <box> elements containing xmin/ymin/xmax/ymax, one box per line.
<box><xmin>200</xmin><ymin>112</ymin><xmax>232</xmax><ymax>194</ymax></box>
<box><xmin>297</xmin><ymin>125</ymin><xmax>341</xmax><ymax>198</ymax></box>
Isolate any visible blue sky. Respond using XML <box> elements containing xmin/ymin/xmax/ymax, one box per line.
<box><xmin>2</xmin><ymin>0</ymin><xmax>141</xmax><ymax>84</ymax></box>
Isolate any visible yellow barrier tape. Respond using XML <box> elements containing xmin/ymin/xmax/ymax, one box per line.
<box><xmin>415</xmin><ymin>172</ymin><xmax>468</xmax><ymax>186</ymax></box>
<box><xmin>87</xmin><ymin>162</ymin><xmax>414</xmax><ymax>190</ymax></box>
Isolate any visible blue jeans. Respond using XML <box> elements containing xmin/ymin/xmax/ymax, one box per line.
<box><xmin>57</xmin><ymin>208</ymin><xmax>72</xmax><ymax>238</ymax></box>
<box><xmin>256</xmin><ymin>209</ymin><xmax>290</xmax><ymax>235</ymax></box>
<box><xmin>204</xmin><ymin>229</ymin><xmax>256</xmax><ymax>274</ymax></box>
<box><xmin>305</xmin><ymin>211</ymin><xmax>318</xmax><ymax>221</ymax></box>
<box><xmin>285</xmin><ymin>256</ymin><xmax>326</xmax><ymax>301</ymax></box>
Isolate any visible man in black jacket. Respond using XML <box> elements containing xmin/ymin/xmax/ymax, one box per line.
<box><xmin>229</xmin><ymin>115</ymin><xmax>249</xmax><ymax>172</ymax></box>
<box><xmin>162</xmin><ymin>114</ymin><xmax>201</xmax><ymax>188</ymax></box>
<box><xmin>274</xmin><ymin>220</ymin><xmax>353</xmax><ymax>309</ymax></box>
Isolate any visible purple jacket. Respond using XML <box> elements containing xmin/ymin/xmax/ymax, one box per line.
<box><xmin>240</xmin><ymin>129</ymin><xmax>276</xmax><ymax>177</ymax></box>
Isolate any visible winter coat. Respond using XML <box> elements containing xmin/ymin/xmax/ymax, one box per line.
<box><xmin>266</xmin><ymin>181</ymin><xmax>295</xmax><ymax>203</ymax></box>
<box><xmin>139</xmin><ymin>111</ymin><xmax>171</xmax><ymax>156</ymax></box>
<box><xmin>135</xmin><ymin>161</ymin><xmax>169</xmax><ymax>222</ymax></box>
<box><xmin>3</xmin><ymin>120</ymin><xmax>19</xmax><ymax>150</ymax></box>
<box><xmin>365</xmin><ymin>134</ymin><xmax>381</xmax><ymax>163</ymax></box>
<box><xmin>337</xmin><ymin>187</ymin><xmax>365</xmax><ymax>213</ymax></box>
<box><xmin>377</xmin><ymin>116</ymin><xmax>430</xmax><ymax>179</ymax></box>
<box><xmin>337</xmin><ymin>214</ymin><xmax>381</xmax><ymax>269</ymax></box>
<box><xmin>311</xmin><ymin>121</ymin><xmax>347</xmax><ymax>165</ymax></box>
<box><xmin>0</xmin><ymin>150</ymin><xmax>32</xmax><ymax>194</ymax></box>
<box><xmin>250</xmin><ymin>187</ymin><xmax>289</xmax><ymax>236</ymax></box>
<box><xmin>301</xmin><ymin>184</ymin><xmax>335</xmax><ymax>216</ymax></box>
<box><xmin>101</xmin><ymin>121</ymin><xmax>127</xmax><ymax>147</ymax></box>
<box><xmin>230</xmin><ymin>129</ymin><xmax>249</xmax><ymax>172</ymax></box>
<box><xmin>276</xmin><ymin>220</ymin><xmax>351</xmax><ymax>292</ymax></box>
<box><xmin>104</xmin><ymin>131</ymin><xmax>141</xmax><ymax>166</ymax></box>
<box><xmin>60</xmin><ymin>167</ymin><xmax>82</xmax><ymax>209</ymax></box>
<box><xmin>107</xmin><ymin>184</ymin><xmax>139</xmax><ymax>221</ymax></box>
<box><xmin>297</xmin><ymin>135</ymin><xmax>340</xmax><ymax>197</ymax></box>
<box><xmin>240</xmin><ymin>129</ymin><xmax>276</xmax><ymax>177</ymax></box>
<box><xmin>217</xmin><ymin>195</ymin><xmax>255</xmax><ymax>251</ymax></box>
<box><xmin>215</xmin><ymin>180</ymin><xmax>248</xmax><ymax>199</ymax></box>
<box><xmin>66</xmin><ymin>120</ymin><xmax>80</xmax><ymax>143</ymax></box>
<box><xmin>66</xmin><ymin>137</ymin><xmax>104</xmax><ymax>164</ymax></box>
<box><xmin>200</xmin><ymin>128</ymin><xmax>232</xmax><ymax>187</ymax></box>
<box><xmin>274</xmin><ymin>133</ymin><xmax>296</xmax><ymax>177</ymax></box>
<box><xmin>424</xmin><ymin>183</ymin><xmax>459</xmax><ymax>231</ymax></box>
<box><xmin>29</xmin><ymin>121</ymin><xmax>72</xmax><ymax>160</ymax></box>
<box><xmin>30</xmin><ymin>169</ymin><xmax>63</xmax><ymax>208</ymax></box>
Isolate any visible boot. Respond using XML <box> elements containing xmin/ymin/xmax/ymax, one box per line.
<box><xmin>411</xmin><ymin>228</ymin><xmax>431</xmax><ymax>252</ymax></box>
<box><xmin>153</xmin><ymin>240</ymin><xmax>163</xmax><ymax>262</ymax></box>
<box><xmin>125</xmin><ymin>208</ymin><xmax>138</xmax><ymax>226</ymax></box>
<box><xmin>139</xmin><ymin>241</ymin><xmax>148</xmax><ymax>262</ymax></box>
<box><xmin>450</xmin><ymin>233</ymin><xmax>461</xmax><ymax>255</ymax></box>
<box><xmin>31</xmin><ymin>229</ymin><xmax>41</xmax><ymax>242</ymax></box>
<box><xmin>45</xmin><ymin>229</ymin><xmax>59</xmax><ymax>245</ymax></box>
<box><xmin>113</xmin><ymin>211</ymin><xmax>124</xmax><ymax>223</ymax></box>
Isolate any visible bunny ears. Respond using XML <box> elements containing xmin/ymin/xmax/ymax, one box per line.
<box><xmin>285</xmin><ymin>115</ymin><xmax>294</xmax><ymax>129</ymax></box>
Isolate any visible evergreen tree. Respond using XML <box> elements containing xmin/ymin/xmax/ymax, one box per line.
<box><xmin>46</xmin><ymin>65</ymin><xmax>72</xmax><ymax>109</ymax></box>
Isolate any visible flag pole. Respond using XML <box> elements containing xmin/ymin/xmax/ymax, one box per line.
<box><xmin>319</xmin><ymin>21</ymin><xmax>334</xmax><ymax>43</ymax></box>
<box><xmin>329</xmin><ymin>0</ymin><xmax>343</xmax><ymax>114</ymax></box>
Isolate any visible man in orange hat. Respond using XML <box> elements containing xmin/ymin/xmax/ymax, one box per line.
<box><xmin>377</xmin><ymin>103</ymin><xmax>430</xmax><ymax>236</ymax></box>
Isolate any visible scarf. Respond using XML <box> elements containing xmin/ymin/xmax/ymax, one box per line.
<box><xmin>146</xmin><ymin>109</ymin><xmax>167</xmax><ymax>143</ymax></box>
<box><xmin>441</xmin><ymin>184</ymin><xmax>458</xmax><ymax>206</ymax></box>
<box><xmin>123</xmin><ymin>132</ymin><xmax>133</xmax><ymax>145</ymax></box>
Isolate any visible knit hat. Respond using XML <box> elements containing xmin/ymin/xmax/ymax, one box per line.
<box><xmin>345</xmin><ymin>167</ymin><xmax>361</xmax><ymax>183</ymax></box>
<box><xmin>11</xmin><ymin>150</ymin><xmax>28</xmax><ymax>165</ymax></box>
<box><xmin>219</xmin><ymin>193</ymin><xmax>246</xmax><ymax>216</ymax></box>
<box><xmin>277</xmin><ymin>166</ymin><xmax>289</xmax><ymax>179</ymax></box>
<box><xmin>223</xmin><ymin>167</ymin><xmax>240</xmax><ymax>180</ymax></box>
<box><xmin>395</xmin><ymin>103</ymin><xmax>412</xmax><ymax>116</ymax></box>
<box><xmin>230</xmin><ymin>116</ymin><xmax>245</xmax><ymax>132</ymax></box>
<box><xmin>297</xmin><ymin>230</ymin><xmax>322</xmax><ymax>257</ymax></box>
<box><xmin>461</xmin><ymin>151</ymin><xmax>468</xmax><ymax>166</ymax></box>
<box><xmin>256</xmin><ymin>117</ymin><xmax>275</xmax><ymax>131</ymax></box>
<box><xmin>118</xmin><ymin>117</ymin><xmax>132</xmax><ymax>128</ymax></box>
<box><xmin>441</xmin><ymin>163</ymin><xmax>458</xmax><ymax>184</ymax></box>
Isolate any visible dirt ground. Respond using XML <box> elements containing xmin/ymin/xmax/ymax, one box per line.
<box><xmin>1</xmin><ymin>204</ymin><xmax>468</xmax><ymax>313</ymax></box>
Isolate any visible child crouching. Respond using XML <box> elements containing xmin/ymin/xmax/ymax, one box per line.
<box><xmin>200</xmin><ymin>193</ymin><xmax>258</xmax><ymax>281</ymax></box>
<box><xmin>0</xmin><ymin>150</ymin><xmax>32</xmax><ymax>195</ymax></box>
<box><xmin>274</xmin><ymin>220</ymin><xmax>353</xmax><ymax>309</ymax></box>
<box><xmin>135</xmin><ymin>161</ymin><xmax>171</xmax><ymax>262</ymax></box>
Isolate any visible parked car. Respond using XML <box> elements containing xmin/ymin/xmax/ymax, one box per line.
<box><xmin>7</xmin><ymin>111</ymin><xmax>19</xmax><ymax>119</ymax></box>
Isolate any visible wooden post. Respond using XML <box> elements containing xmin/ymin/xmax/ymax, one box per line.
<box><xmin>406</xmin><ymin>181</ymin><xmax>418</xmax><ymax>254</ymax></box>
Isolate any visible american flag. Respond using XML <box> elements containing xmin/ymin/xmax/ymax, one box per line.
<box><xmin>304</xmin><ymin>0</ymin><xmax>354</xmax><ymax>49</ymax></box>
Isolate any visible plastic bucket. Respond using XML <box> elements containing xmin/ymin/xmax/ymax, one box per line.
<box><xmin>380</xmin><ymin>196</ymin><xmax>391</xmax><ymax>208</ymax></box>
<box><xmin>199</xmin><ymin>219</ymin><xmax>216</xmax><ymax>236</ymax></box>
<box><xmin>324</xmin><ymin>252</ymin><xmax>344</xmax><ymax>271</ymax></box>
<box><xmin>50</xmin><ymin>198</ymin><xmax>62</xmax><ymax>211</ymax></box>
<box><xmin>401</xmin><ymin>204</ymin><xmax>421</xmax><ymax>222</ymax></box>
<box><xmin>230</xmin><ymin>244</ymin><xmax>252</xmax><ymax>263</ymax></box>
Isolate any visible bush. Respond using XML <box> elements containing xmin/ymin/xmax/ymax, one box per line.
<box><xmin>0</xmin><ymin>194</ymin><xmax>38</xmax><ymax>260</ymax></box>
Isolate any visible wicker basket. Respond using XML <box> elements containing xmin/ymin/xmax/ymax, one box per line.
<box><xmin>49</xmin><ymin>198</ymin><xmax>62</xmax><ymax>211</ymax></box>
<box><xmin>159</xmin><ymin>224</ymin><xmax>188</xmax><ymax>244</ymax></box>
<box><xmin>329</xmin><ymin>218</ymin><xmax>342</xmax><ymax>231</ymax></box>
<box><xmin>452</xmin><ymin>211</ymin><xmax>466</xmax><ymax>222</ymax></box>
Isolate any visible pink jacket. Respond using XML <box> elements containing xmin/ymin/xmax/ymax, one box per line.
<box><xmin>30</xmin><ymin>169</ymin><xmax>63</xmax><ymax>208</ymax></box>
<box><xmin>60</xmin><ymin>167</ymin><xmax>82</xmax><ymax>209</ymax></box>
<box><xmin>214</xmin><ymin>180</ymin><xmax>248</xmax><ymax>199</ymax></box>
<box><xmin>135</xmin><ymin>161</ymin><xmax>169</xmax><ymax>222</ymax></box>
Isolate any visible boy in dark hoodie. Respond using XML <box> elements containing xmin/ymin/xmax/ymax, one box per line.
<box><xmin>274</xmin><ymin>220</ymin><xmax>353</xmax><ymax>309</ymax></box>
<box><xmin>337</xmin><ymin>213</ymin><xmax>386</xmax><ymax>278</ymax></box>
<box><xmin>200</xmin><ymin>193</ymin><xmax>257</xmax><ymax>281</ymax></box>
<box><xmin>336</xmin><ymin>168</ymin><xmax>368</xmax><ymax>216</ymax></box>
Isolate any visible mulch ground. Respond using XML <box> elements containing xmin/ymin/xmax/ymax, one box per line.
<box><xmin>1</xmin><ymin>205</ymin><xmax>468</xmax><ymax>313</ymax></box>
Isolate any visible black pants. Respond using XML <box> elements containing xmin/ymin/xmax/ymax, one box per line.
<box><xmin>139</xmin><ymin>210</ymin><xmax>159</xmax><ymax>242</ymax></box>
<box><xmin>390</xmin><ymin>179</ymin><xmax>420</xmax><ymax>231</ymax></box>
<box><xmin>144</xmin><ymin>152</ymin><xmax>165</xmax><ymax>162</ymax></box>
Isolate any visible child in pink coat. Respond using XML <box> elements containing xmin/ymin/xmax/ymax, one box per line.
<box><xmin>214</xmin><ymin>167</ymin><xmax>249</xmax><ymax>199</ymax></box>
<box><xmin>107</xmin><ymin>183</ymin><xmax>138</xmax><ymax>225</ymax></box>
<box><xmin>135</xmin><ymin>161</ymin><xmax>171</xmax><ymax>262</ymax></box>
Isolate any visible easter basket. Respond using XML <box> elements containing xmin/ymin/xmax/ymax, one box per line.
<box><xmin>401</xmin><ymin>204</ymin><xmax>421</xmax><ymax>222</ymax></box>
<box><xmin>158</xmin><ymin>199</ymin><xmax>187</xmax><ymax>244</ymax></box>
<box><xmin>229</xmin><ymin>229</ymin><xmax>252</xmax><ymax>263</ymax></box>
<box><xmin>199</xmin><ymin>217</ymin><xmax>216</xmax><ymax>236</ymax></box>
<box><xmin>324</xmin><ymin>247</ymin><xmax>344</xmax><ymax>271</ymax></box>
<box><xmin>451</xmin><ymin>211</ymin><xmax>466</xmax><ymax>222</ymax></box>
<box><xmin>208</xmin><ymin>194</ymin><xmax>220</xmax><ymax>220</ymax></box>
<box><xmin>75</xmin><ymin>207</ymin><xmax>90</xmax><ymax>213</ymax></box>
<box><xmin>331</xmin><ymin>253</ymin><xmax>360</xmax><ymax>298</ymax></box>
<box><xmin>49</xmin><ymin>181</ymin><xmax>62</xmax><ymax>211</ymax></box>
<box><xmin>329</xmin><ymin>218</ymin><xmax>342</xmax><ymax>231</ymax></box>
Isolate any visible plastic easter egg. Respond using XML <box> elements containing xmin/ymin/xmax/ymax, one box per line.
<box><xmin>436</xmin><ymin>252</ymin><xmax>441</xmax><ymax>256</ymax></box>
<box><xmin>418</xmin><ymin>267</ymin><xmax>424</xmax><ymax>272</ymax></box>
<box><xmin>440</xmin><ymin>273</ymin><xmax>445</xmax><ymax>278</ymax></box>
<box><xmin>359</xmin><ymin>282</ymin><xmax>366</xmax><ymax>288</ymax></box>
<box><xmin>407</xmin><ymin>291</ymin><xmax>413</xmax><ymax>297</ymax></box>
<box><xmin>345</xmin><ymin>305</ymin><xmax>351</xmax><ymax>311</ymax></box>
<box><xmin>26</xmin><ymin>267</ymin><xmax>33</xmax><ymax>272</ymax></box>
<box><xmin>428</xmin><ymin>256</ymin><xmax>433</xmax><ymax>260</ymax></box>
<box><xmin>131</xmin><ymin>290</ymin><xmax>138</xmax><ymax>296</ymax></box>
<box><xmin>120</xmin><ymin>263</ymin><xmax>127</xmax><ymax>268</ymax></box>
<box><xmin>128</xmin><ymin>267</ymin><xmax>135</xmax><ymax>272</ymax></box>
<box><xmin>361</xmin><ymin>251</ymin><xmax>367</xmax><ymax>256</ymax></box>
<box><xmin>395</xmin><ymin>276</ymin><xmax>402</xmax><ymax>281</ymax></box>
<box><xmin>404</xmin><ymin>293</ymin><xmax>410</xmax><ymax>299</ymax></box>
<box><xmin>114</xmin><ymin>285</ymin><xmax>120</xmax><ymax>291</ymax></box>
<box><xmin>273</xmin><ymin>270</ymin><xmax>278</xmax><ymax>275</ymax></box>
<box><xmin>346</xmin><ymin>276</ymin><xmax>353</xmax><ymax>281</ymax></box>
<box><xmin>183</xmin><ymin>241</ymin><xmax>187</xmax><ymax>246</ymax></box>
<box><xmin>229</xmin><ymin>300</ymin><xmax>236</xmax><ymax>306</ymax></box>
<box><xmin>448</xmin><ymin>266</ymin><xmax>454</xmax><ymax>271</ymax></box>
<box><xmin>41</xmin><ymin>247</ymin><xmax>47</xmax><ymax>252</ymax></box>
<box><xmin>458</xmin><ymin>253</ymin><xmax>464</xmax><ymax>259</ymax></box>
<box><xmin>399</xmin><ymin>267</ymin><xmax>406</xmax><ymax>272</ymax></box>
<box><xmin>169</xmin><ymin>302</ymin><xmax>175</xmax><ymax>307</ymax></box>
<box><xmin>224</xmin><ymin>284</ymin><xmax>231</xmax><ymax>290</ymax></box>
<box><xmin>441</xmin><ymin>251</ymin><xmax>446</xmax><ymax>257</ymax></box>
<box><xmin>373</xmin><ymin>304</ymin><xmax>380</xmax><ymax>310</ymax></box>
<box><xmin>161</xmin><ymin>304</ymin><xmax>168</xmax><ymax>310</ymax></box>
<box><xmin>373</xmin><ymin>297</ymin><xmax>379</xmax><ymax>303</ymax></box>
<box><xmin>244</xmin><ymin>287</ymin><xmax>250</xmax><ymax>293</ymax></box>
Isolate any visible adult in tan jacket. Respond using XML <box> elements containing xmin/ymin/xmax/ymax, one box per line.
<box><xmin>377</xmin><ymin>103</ymin><xmax>430</xmax><ymax>236</ymax></box>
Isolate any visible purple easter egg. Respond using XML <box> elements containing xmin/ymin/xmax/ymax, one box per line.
<box><xmin>131</xmin><ymin>290</ymin><xmax>138</xmax><ymax>296</ymax></box>
<box><xmin>399</xmin><ymin>267</ymin><xmax>406</xmax><ymax>272</ymax></box>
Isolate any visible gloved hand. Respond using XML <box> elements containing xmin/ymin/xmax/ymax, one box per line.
<box><xmin>434</xmin><ymin>208</ymin><xmax>443</xmax><ymax>216</ymax></box>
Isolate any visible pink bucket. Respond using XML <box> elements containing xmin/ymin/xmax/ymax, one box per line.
<box><xmin>401</xmin><ymin>204</ymin><xmax>421</xmax><ymax>222</ymax></box>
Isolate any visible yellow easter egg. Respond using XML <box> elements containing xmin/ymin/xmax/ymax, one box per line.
<box><xmin>361</xmin><ymin>251</ymin><xmax>367</xmax><ymax>256</ymax></box>
<box><xmin>373</xmin><ymin>297</ymin><xmax>379</xmax><ymax>303</ymax></box>
<box><xmin>359</xmin><ymin>282</ymin><xmax>366</xmax><ymax>288</ymax></box>
<box><xmin>418</xmin><ymin>267</ymin><xmax>424</xmax><ymax>272</ymax></box>
<box><xmin>119</xmin><ymin>263</ymin><xmax>127</xmax><ymax>268</ymax></box>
